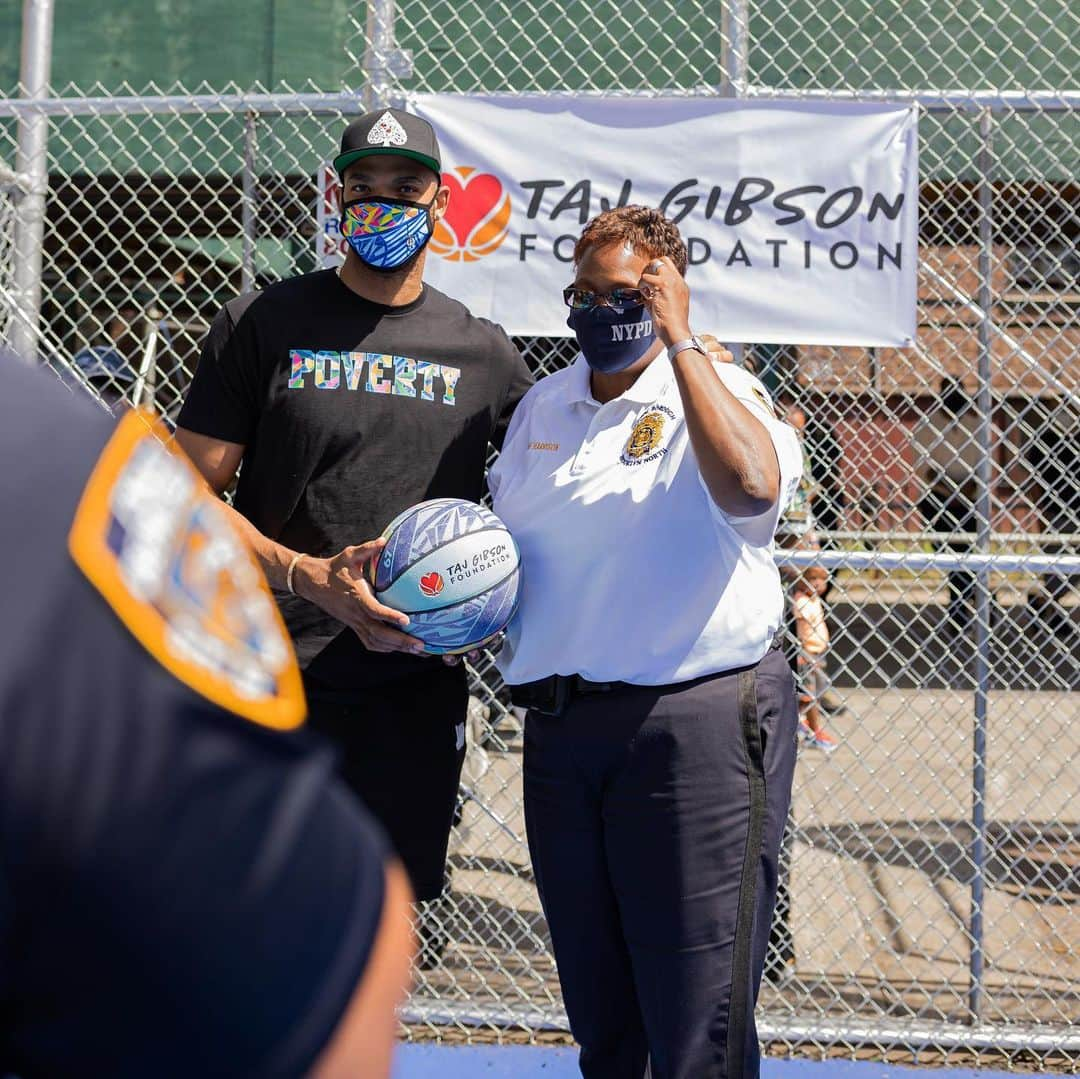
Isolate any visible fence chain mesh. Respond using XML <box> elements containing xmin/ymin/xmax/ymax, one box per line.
<box><xmin>0</xmin><ymin>0</ymin><xmax>1076</xmax><ymax>1067</ymax></box>
<box><xmin>0</xmin><ymin>171</ymin><xmax>15</xmax><ymax>344</ymax></box>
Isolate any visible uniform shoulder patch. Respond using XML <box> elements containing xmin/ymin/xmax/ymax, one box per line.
<box><xmin>712</xmin><ymin>360</ymin><xmax>779</xmax><ymax>419</ymax></box>
<box><xmin>750</xmin><ymin>382</ymin><xmax>778</xmax><ymax>419</ymax></box>
<box><xmin>68</xmin><ymin>411</ymin><xmax>305</xmax><ymax>731</ymax></box>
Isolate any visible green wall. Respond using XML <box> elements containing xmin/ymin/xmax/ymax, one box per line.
<box><xmin>1</xmin><ymin>0</ymin><xmax>358</xmax><ymax>94</ymax></box>
<box><xmin>0</xmin><ymin>0</ymin><xmax>1075</xmax><ymax>180</ymax></box>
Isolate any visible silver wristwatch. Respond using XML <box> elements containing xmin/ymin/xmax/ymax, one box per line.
<box><xmin>667</xmin><ymin>334</ymin><xmax>708</xmax><ymax>363</ymax></box>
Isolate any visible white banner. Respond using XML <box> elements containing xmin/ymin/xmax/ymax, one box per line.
<box><xmin>394</xmin><ymin>95</ymin><xmax>918</xmax><ymax>347</ymax></box>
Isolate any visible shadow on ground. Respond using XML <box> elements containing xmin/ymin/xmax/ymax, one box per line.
<box><xmin>799</xmin><ymin>817</ymin><xmax>1079</xmax><ymax>902</ymax></box>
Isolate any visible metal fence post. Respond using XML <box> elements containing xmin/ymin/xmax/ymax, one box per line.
<box><xmin>241</xmin><ymin>111</ymin><xmax>258</xmax><ymax>294</ymax></box>
<box><xmin>8</xmin><ymin>0</ymin><xmax>54</xmax><ymax>364</ymax></box>
<box><xmin>968</xmin><ymin>105</ymin><xmax>994</xmax><ymax>1023</ymax></box>
<box><xmin>721</xmin><ymin>0</ymin><xmax>749</xmax><ymax>98</ymax></box>
<box><xmin>362</xmin><ymin>0</ymin><xmax>397</xmax><ymax>111</ymax></box>
<box><xmin>720</xmin><ymin>0</ymin><xmax>749</xmax><ymax>364</ymax></box>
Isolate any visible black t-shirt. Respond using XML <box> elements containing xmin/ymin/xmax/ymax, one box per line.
<box><xmin>178</xmin><ymin>269</ymin><xmax>534</xmax><ymax>689</ymax></box>
<box><xmin>0</xmin><ymin>356</ymin><xmax>389</xmax><ymax>1078</ymax></box>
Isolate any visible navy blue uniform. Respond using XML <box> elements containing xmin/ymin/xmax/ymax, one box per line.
<box><xmin>0</xmin><ymin>357</ymin><xmax>390</xmax><ymax>1077</ymax></box>
<box><xmin>521</xmin><ymin>649</ymin><xmax>797</xmax><ymax>1079</ymax></box>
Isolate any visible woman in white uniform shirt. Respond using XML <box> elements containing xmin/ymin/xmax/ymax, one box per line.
<box><xmin>488</xmin><ymin>207</ymin><xmax>802</xmax><ymax>1079</ymax></box>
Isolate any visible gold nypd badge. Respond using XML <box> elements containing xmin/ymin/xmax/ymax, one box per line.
<box><xmin>621</xmin><ymin>405</ymin><xmax>676</xmax><ymax>466</ymax></box>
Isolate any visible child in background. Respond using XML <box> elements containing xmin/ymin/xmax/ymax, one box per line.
<box><xmin>792</xmin><ymin>565</ymin><xmax>840</xmax><ymax>752</ymax></box>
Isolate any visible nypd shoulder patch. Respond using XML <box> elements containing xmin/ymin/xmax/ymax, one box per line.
<box><xmin>712</xmin><ymin>359</ymin><xmax>779</xmax><ymax>420</ymax></box>
<box><xmin>68</xmin><ymin>411</ymin><xmax>305</xmax><ymax>731</ymax></box>
<box><xmin>749</xmin><ymin>382</ymin><xmax>779</xmax><ymax>419</ymax></box>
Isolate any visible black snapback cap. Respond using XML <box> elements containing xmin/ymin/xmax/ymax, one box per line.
<box><xmin>333</xmin><ymin>108</ymin><xmax>442</xmax><ymax>180</ymax></box>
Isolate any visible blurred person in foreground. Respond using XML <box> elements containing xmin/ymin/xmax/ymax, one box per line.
<box><xmin>0</xmin><ymin>352</ymin><xmax>413</xmax><ymax>1078</ymax></box>
<box><xmin>489</xmin><ymin>207</ymin><xmax>803</xmax><ymax>1078</ymax></box>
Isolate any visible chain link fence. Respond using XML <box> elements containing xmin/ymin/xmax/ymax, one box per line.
<box><xmin>1</xmin><ymin>0</ymin><xmax>1077</xmax><ymax>1067</ymax></box>
<box><xmin>0</xmin><ymin>165</ymin><xmax>16</xmax><ymax>343</ymax></box>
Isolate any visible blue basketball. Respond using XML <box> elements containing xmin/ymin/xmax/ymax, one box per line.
<box><xmin>370</xmin><ymin>497</ymin><xmax>521</xmax><ymax>655</ymax></box>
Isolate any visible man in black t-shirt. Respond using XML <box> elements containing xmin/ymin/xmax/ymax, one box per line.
<box><xmin>176</xmin><ymin>107</ymin><xmax>534</xmax><ymax>903</ymax></box>
<box><xmin>1</xmin><ymin>354</ymin><xmax>412</xmax><ymax>1077</ymax></box>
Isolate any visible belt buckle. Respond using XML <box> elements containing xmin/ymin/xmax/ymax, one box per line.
<box><xmin>514</xmin><ymin>675</ymin><xmax>570</xmax><ymax>717</ymax></box>
<box><xmin>574</xmin><ymin>676</ymin><xmax>613</xmax><ymax>696</ymax></box>
<box><xmin>540</xmin><ymin>675</ymin><xmax>570</xmax><ymax>717</ymax></box>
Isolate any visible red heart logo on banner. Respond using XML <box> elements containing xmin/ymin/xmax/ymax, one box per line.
<box><xmin>419</xmin><ymin>572</ymin><xmax>445</xmax><ymax>598</ymax></box>
<box><xmin>441</xmin><ymin>171</ymin><xmax>505</xmax><ymax>247</ymax></box>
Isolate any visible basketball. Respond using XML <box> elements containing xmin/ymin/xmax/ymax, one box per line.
<box><xmin>370</xmin><ymin>497</ymin><xmax>521</xmax><ymax>654</ymax></box>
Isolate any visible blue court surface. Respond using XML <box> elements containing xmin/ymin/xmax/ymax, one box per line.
<box><xmin>392</xmin><ymin>1045</ymin><xmax>1020</xmax><ymax>1078</ymax></box>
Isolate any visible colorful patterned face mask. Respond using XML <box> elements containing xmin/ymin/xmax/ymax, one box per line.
<box><xmin>340</xmin><ymin>197</ymin><xmax>434</xmax><ymax>273</ymax></box>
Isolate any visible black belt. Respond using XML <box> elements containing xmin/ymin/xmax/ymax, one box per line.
<box><xmin>511</xmin><ymin>632</ymin><xmax>783</xmax><ymax>717</ymax></box>
<box><xmin>510</xmin><ymin>673</ymin><xmax>635</xmax><ymax>716</ymax></box>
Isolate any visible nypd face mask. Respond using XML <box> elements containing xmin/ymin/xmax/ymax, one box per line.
<box><xmin>340</xmin><ymin>196</ymin><xmax>435</xmax><ymax>273</ymax></box>
<box><xmin>567</xmin><ymin>302</ymin><xmax>657</xmax><ymax>374</ymax></box>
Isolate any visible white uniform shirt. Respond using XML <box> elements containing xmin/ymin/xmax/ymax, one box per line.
<box><xmin>489</xmin><ymin>353</ymin><xmax>803</xmax><ymax>686</ymax></box>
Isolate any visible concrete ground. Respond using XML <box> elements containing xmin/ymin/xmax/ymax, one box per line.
<box><xmin>775</xmin><ymin>685</ymin><xmax>1079</xmax><ymax>1027</ymax></box>
<box><xmin>408</xmin><ymin>682</ymin><xmax>1079</xmax><ymax>1043</ymax></box>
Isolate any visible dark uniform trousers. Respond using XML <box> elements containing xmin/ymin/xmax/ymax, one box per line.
<box><xmin>305</xmin><ymin>663</ymin><xmax>469</xmax><ymax>901</ymax></box>
<box><xmin>523</xmin><ymin>647</ymin><xmax>798</xmax><ymax>1079</ymax></box>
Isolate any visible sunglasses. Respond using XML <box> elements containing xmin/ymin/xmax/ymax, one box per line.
<box><xmin>562</xmin><ymin>286</ymin><xmax>646</xmax><ymax>313</ymax></box>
